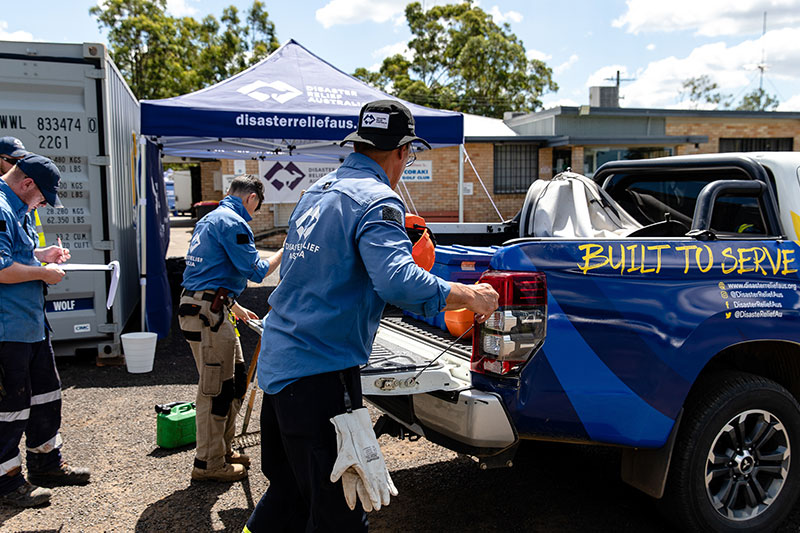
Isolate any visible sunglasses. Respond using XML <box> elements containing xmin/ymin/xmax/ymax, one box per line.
<box><xmin>0</xmin><ymin>155</ymin><xmax>16</xmax><ymax>165</ymax></box>
<box><xmin>405</xmin><ymin>146</ymin><xmax>417</xmax><ymax>168</ymax></box>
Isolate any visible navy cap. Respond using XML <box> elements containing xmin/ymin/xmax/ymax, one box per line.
<box><xmin>0</xmin><ymin>136</ymin><xmax>27</xmax><ymax>158</ymax></box>
<box><xmin>15</xmin><ymin>154</ymin><xmax>63</xmax><ymax>207</ymax></box>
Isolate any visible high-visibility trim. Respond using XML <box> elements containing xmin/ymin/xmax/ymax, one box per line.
<box><xmin>33</xmin><ymin>209</ymin><xmax>46</xmax><ymax>247</ymax></box>
<box><xmin>243</xmin><ymin>526</ymin><xmax>252</xmax><ymax>533</ymax></box>
<box><xmin>0</xmin><ymin>454</ymin><xmax>21</xmax><ymax>476</ymax></box>
<box><xmin>27</xmin><ymin>433</ymin><xmax>62</xmax><ymax>454</ymax></box>
<box><xmin>0</xmin><ymin>408</ymin><xmax>30</xmax><ymax>422</ymax></box>
<box><xmin>30</xmin><ymin>389</ymin><xmax>62</xmax><ymax>406</ymax></box>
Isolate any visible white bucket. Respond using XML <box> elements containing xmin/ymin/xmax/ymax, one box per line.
<box><xmin>121</xmin><ymin>332</ymin><xmax>157</xmax><ymax>373</ymax></box>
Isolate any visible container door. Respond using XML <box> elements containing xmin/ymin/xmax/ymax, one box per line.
<box><xmin>0</xmin><ymin>54</ymin><xmax>110</xmax><ymax>347</ymax></box>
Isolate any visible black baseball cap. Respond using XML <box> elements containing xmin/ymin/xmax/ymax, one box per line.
<box><xmin>0</xmin><ymin>136</ymin><xmax>27</xmax><ymax>159</ymax></box>
<box><xmin>341</xmin><ymin>100</ymin><xmax>431</xmax><ymax>151</ymax></box>
<box><xmin>16</xmin><ymin>153</ymin><xmax>63</xmax><ymax>207</ymax></box>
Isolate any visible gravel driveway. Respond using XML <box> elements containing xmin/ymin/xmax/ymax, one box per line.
<box><xmin>3</xmin><ymin>263</ymin><xmax>800</xmax><ymax>531</ymax></box>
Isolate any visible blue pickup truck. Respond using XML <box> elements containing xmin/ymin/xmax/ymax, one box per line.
<box><xmin>363</xmin><ymin>153</ymin><xmax>800</xmax><ymax>532</ymax></box>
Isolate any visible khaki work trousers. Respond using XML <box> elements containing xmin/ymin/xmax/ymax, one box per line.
<box><xmin>178</xmin><ymin>294</ymin><xmax>244</xmax><ymax>471</ymax></box>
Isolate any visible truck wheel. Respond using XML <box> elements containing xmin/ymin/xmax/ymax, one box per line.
<box><xmin>663</xmin><ymin>371</ymin><xmax>800</xmax><ymax>532</ymax></box>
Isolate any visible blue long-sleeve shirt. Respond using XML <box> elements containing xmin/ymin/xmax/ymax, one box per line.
<box><xmin>182</xmin><ymin>195</ymin><xmax>270</xmax><ymax>297</ymax></box>
<box><xmin>0</xmin><ymin>180</ymin><xmax>46</xmax><ymax>342</ymax></box>
<box><xmin>258</xmin><ymin>152</ymin><xmax>450</xmax><ymax>394</ymax></box>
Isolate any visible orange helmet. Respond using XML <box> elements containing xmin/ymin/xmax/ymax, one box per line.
<box><xmin>405</xmin><ymin>214</ymin><xmax>436</xmax><ymax>271</ymax></box>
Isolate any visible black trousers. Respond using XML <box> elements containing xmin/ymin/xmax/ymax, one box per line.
<box><xmin>246</xmin><ymin>367</ymin><xmax>369</xmax><ymax>533</ymax></box>
<box><xmin>0</xmin><ymin>338</ymin><xmax>63</xmax><ymax>495</ymax></box>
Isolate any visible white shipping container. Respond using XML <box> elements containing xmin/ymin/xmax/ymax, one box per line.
<box><xmin>0</xmin><ymin>41</ymin><xmax>140</xmax><ymax>357</ymax></box>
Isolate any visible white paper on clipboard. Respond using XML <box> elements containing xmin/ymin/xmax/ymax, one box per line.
<box><xmin>59</xmin><ymin>261</ymin><xmax>120</xmax><ymax>309</ymax></box>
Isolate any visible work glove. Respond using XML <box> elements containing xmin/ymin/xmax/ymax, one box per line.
<box><xmin>330</xmin><ymin>407</ymin><xmax>398</xmax><ymax>511</ymax></box>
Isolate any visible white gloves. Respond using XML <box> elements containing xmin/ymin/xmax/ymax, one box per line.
<box><xmin>330</xmin><ymin>407</ymin><xmax>398</xmax><ymax>512</ymax></box>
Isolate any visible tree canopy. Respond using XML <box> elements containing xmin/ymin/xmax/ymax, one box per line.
<box><xmin>353</xmin><ymin>1</ymin><xmax>557</xmax><ymax>118</ymax></box>
<box><xmin>90</xmin><ymin>0</ymin><xmax>279</xmax><ymax>100</ymax></box>
<box><xmin>680</xmin><ymin>75</ymin><xmax>779</xmax><ymax>111</ymax></box>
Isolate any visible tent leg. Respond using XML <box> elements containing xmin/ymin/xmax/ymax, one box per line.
<box><xmin>458</xmin><ymin>144</ymin><xmax>464</xmax><ymax>223</ymax></box>
<box><xmin>139</xmin><ymin>136</ymin><xmax>148</xmax><ymax>332</ymax></box>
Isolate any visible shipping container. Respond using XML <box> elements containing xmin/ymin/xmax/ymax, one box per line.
<box><xmin>0</xmin><ymin>41</ymin><xmax>140</xmax><ymax>357</ymax></box>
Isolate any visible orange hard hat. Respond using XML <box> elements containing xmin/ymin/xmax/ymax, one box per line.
<box><xmin>405</xmin><ymin>214</ymin><xmax>436</xmax><ymax>271</ymax></box>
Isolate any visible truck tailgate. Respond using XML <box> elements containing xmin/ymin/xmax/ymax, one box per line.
<box><xmin>362</xmin><ymin>316</ymin><xmax>472</xmax><ymax>395</ymax></box>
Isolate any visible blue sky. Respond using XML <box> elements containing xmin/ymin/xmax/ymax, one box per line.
<box><xmin>4</xmin><ymin>0</ymin><xmax>800</xmax><ymax>111</ymax></box>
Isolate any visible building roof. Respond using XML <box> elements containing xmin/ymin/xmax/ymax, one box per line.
<box><xmin>463</xmin><ymin>113</ymin><xmax>517</xmax><ymax>139</ymax></box>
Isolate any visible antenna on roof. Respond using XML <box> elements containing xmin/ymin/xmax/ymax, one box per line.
<box><xmin>757</xmin><ymin>11</ymin><xmax>768</xmax><ymax>92</ymax></box>
<box><xmin>604</xmin><ymin>70</ymin><xmax>635</xmax><ymax>92</ymax></box>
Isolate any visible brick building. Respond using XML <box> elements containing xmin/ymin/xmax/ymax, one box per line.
<box><xmin>194</xmin><ymin>106</ymin><xmax>800</xmax><ymax>241</ymax></box>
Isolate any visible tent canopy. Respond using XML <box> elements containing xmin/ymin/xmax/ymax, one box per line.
<box><xmin>141</xmin><ymin>39</ymin><xmax>464</xmax><ymax>160</ymax></box>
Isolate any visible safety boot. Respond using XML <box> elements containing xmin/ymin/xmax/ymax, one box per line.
<box><xmin>0</xmin><ymin>481</ymin><xmax>52</xmax><ymax>508</ymax></box>
<box><xmin>225</xmin><ymin>450</ymin><xmax>251</xmax><ymax>468</ymax></box>
<box><xmin>191</xmin><ymin>462</ymin><xmax>247</xmax><ymax>482</ymax></box>
<box><xmin>28</xmin><ymin>462</ymin><xmax>90</xmax><ymax>487</ymax></box>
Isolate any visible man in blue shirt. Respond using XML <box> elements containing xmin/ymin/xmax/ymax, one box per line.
<box><xmin>245</xmin><ymin>101</ymin><xmax>499</xmax><ymax>532</ymax></box>
<box><xmin>0</xmin><ymin>154</ymin><xmax>90</xmax><ymax>508</ymax></box>
<box><xmin>179</xmin><ymin>175</ymin><xmax>282</xmax><ymax>483</ymax></box>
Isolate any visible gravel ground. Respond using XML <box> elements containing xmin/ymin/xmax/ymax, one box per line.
<box><xmin>2</xmin><ymin>222</ymin><xmax>800</xmax><ymax>531</ymax></box>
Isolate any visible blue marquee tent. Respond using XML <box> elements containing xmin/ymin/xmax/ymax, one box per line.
<box><xmin>141</xmin><ymin>39</ymin><xmax>464</xmax><ymax>160</ymax></box>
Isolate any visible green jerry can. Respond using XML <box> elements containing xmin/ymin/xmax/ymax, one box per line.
<box><xmin>155</xmin><ymin>402</ymin><xmax>197</xmax><ymax>448</ymax></box>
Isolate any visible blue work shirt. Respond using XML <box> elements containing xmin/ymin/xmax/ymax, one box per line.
<box><xmin>0</xmin><ymin>180</ymin><xmax>46</xmax><ymax>342</ymax></box>
<box><xmin>182</xmin><ymin>195</ymin><xmax>270</xmax><ymax>297</ymax></box>
<box><xmin>258</xmin><ymin>152</ymin><xmax>451</xmax><ymax>394</ymax></box>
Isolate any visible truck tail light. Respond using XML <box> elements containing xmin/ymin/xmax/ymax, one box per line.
<box><xmin>471</xmin><ymin>271</ymin><xmax>547</xmax><ymax>376</ymax></box>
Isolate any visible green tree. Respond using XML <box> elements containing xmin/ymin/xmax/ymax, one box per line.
<box><xmin>736</xmin><ymin>88</ymin><xmax>779</xmax><ymax>111</ymax></box>
<box><xmin>354</xmin><ymin>1</ymin><xmax>557</xmax><ymax>117</ymax></box>
<box><xmin>90</xmin><ymin>0</ymin><xmax>279</xmax><ymax>100</ymax></box>
<box><xmin>680</xmin><ymin>75</ymin><xmax>731</xmax><ymax>109</ymax></box>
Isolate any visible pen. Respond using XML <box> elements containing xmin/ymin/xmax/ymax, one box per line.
<box><xmin>57</xmin><ymin>237</ymin><xmax>66</xmax><ymax>262</ymax></box>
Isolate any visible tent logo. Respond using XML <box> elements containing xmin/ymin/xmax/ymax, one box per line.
<box><xmin>294</xmin><ymin>205</ymin><xmax>320</xmax><ymax>242</ymax></box>
<box><xmin>263</xmin><ymin>161</ymin><xmax>305</xmax><ymax>191</ymax></box>
<box><xmin>237</xmin><ymin>80</ymin><xmax>303</xmax><ymax>104</ymax></box>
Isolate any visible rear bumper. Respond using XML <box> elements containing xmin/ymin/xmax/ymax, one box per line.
<box><xmin>366</xmin><ymin>387</ymin><xmax>517</xmax><ymax>456</ymax></box>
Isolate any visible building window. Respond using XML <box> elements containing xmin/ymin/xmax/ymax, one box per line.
<box><xmin>719</xmin><ymin>138</ymin><xmax>793</xmax><ymax>152</ymax></box>
<box><xmin>494</xmin><ymin>144</ymin><xmax>539</xmax><ymax>194</ymax></box>
<box><xmin>583</xmin><ymin>147</ymin><xmax>673</xmax><ymax>177</ymax></box>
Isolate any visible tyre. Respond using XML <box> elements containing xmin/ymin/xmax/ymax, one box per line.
<box><xmin>663</xmin><ymin>371</ymin><xmax>800</xmax><ymax>532</ymax></box>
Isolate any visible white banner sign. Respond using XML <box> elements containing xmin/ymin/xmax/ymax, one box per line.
<box><xmin>233</xmin><ymin>160</ymin><xmax>247</xmax><ymax>175</ymax></box>
<box><xmin>258</xmin><ymin>161</ymin><xmax>338</xmax><ymax>204</ymax></box>
<box><xmin>401</xmin><ymin>160</ymin><xmax>433</xmax><ymax>182</ymax></box>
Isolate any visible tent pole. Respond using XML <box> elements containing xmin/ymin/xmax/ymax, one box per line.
<box><xmin>458</xmin><ymin>144</ymin><xmax>464</xmax><ymax>223</ymax></box>
<box><xmin>139</xmin><ymin>136</ymin><xmax>147</xmax><ymax>332</ymax></box>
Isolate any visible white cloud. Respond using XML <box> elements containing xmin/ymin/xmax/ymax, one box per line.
<box><xmin>527</xmin><ymin>48</ymin><xmax>552</xmax><ymax>61</ymax></box>
<box><xmin>777</xmin><ymin>94</ymin><xmax>800</xmax><ymax>111</ymax></box>
<box><xmin>316</xmin><ymin>0</ymin><xmax>410</xmax><ymax>28</ymax></box>
<box><xmin>613</xmin><ymin>0</ymin><xmax>800</xmax><ymax>37</ymax></box>
<box><xmin>589</xmin><ymin>28</ymin><xmax>800</xmax><ymax>108</ymax></box>
<box><xmin>554</xmin><ymin>54</ymin><xmax>579</xmax><ymax>75</ymax></box>
<box><xmin>0</xmin><ymin>21</ymin><xmax>33</xmax><ymax>41</ymax></box>
<box><xmin>489</xmin><ymin>6</ymin><xmax>523</xmax><ymax>24</ymax></box>
<box><xmin>166</xmin><ymin>0</ymin><xmax>197</xmax><ymax>17</ymax></box>
<box><xmin>540</xmin><ymin>97</ymin><xmax>581</xmax><ymax>109</ymax></box>
<box><xmin>646</xmin><ymin>43</ymin><xmax>656</xmax><ymax>51</ymax></box>
<box><xmin>372</xmin><ymin>41</ymin><xmax>409</xmax><ymax>59</ymax></box>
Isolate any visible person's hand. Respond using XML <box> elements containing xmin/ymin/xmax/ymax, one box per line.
<box><xmin>41</xmin><ymin>263</ymin><xmax>66</xmax><ymax>284</ymax></box>
<box><xmin>231</xmin><ymin>302</ymin><xmax>258</xmax><ymax>321</ymax></box>
<box><xmin>36</xmin><ymin>245</ymin><xmax>71</xmax><ymax>264</ymax></box>
<box><xmin>467</xmin><ymin>283</ymin><xmax>499</xmax><ymax>323</ymax></box>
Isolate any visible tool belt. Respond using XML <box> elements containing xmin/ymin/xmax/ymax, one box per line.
<box><xmin>179</xmin><ymin>288</ymin><xmax>233</xmax><ymax>331</ymax></box>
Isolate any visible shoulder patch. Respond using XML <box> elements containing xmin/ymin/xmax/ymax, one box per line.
<box><xmin>0</xmin><ymin>220</ymin><xmax>5</xmax><ymax>232</ymax></box>
<box><xmin>382</xmin><ymin>206</ymin><xmax>402</xmax><ymax>225</ymax></box>
<box><xmin>236</xmin><ymin>233</ymin><xmax>250</xmax><ymax>245</ymax></box>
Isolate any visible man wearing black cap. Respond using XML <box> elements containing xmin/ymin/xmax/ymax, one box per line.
<box><xmin>0</xmin><ymin>153</ymin><xmax>90</xmax><ymax>508</ymax></box>
<box><xmin>0</xmin><ymin>136</ymin><xmax>28</xmax><ymax>174</ymax></box>
<box><xmin>244</xmin><ymin>101</ymin><xmax>499</xmax><ymax>532</ymax></box>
